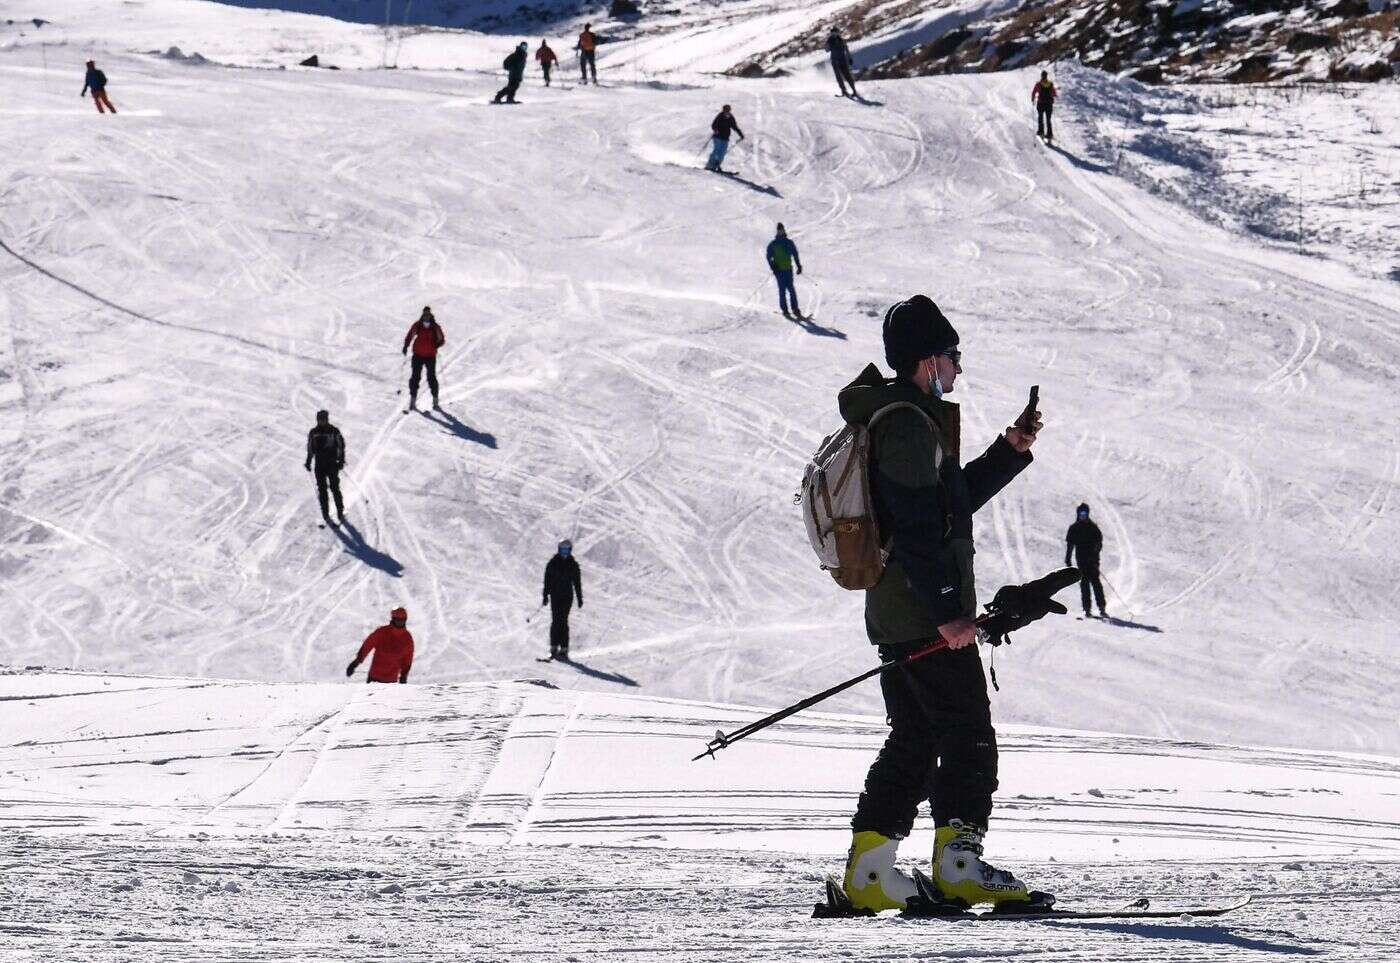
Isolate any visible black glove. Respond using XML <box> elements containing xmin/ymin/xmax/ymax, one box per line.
<box><xmin>978</xmin><ymin>568</ymin><xmax>1078</xmax><ymax>646</ymax></box>
<box><xmin>305</xmin><ymin>463</ymin><xmax>311</xmax><ymax>472</ymax></box>
<box><xmin>401</xmin><ymin>346</ymin><xmax>408</xmax><ymax>356</ymax></box>
<box><xmin>346</xmin><ymin>660</ymin><xmax>358</xmax><ymax>678</ymax></box>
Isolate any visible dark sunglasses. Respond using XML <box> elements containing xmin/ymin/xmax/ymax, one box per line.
<box><xmin>938</xmin><ymin>348</ymin><xmax>962</xmax><ymax>371</ymax></box>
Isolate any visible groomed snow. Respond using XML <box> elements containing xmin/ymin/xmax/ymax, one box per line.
<box><xmin>3</xmin><ymin>672</ymin><xmax>1398</xmax><ymax>958</ymax></box>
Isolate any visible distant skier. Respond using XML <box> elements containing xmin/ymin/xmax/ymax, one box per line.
<box><xmin>836</xmin><ymin>295</ymin><xmax>1043</xmax><ymax>914</ymax></box>
<box><xmin>765</xmin><ymin>223</ymin><xmax>804</xmax><ymax>319</ymax></box>
<box><xmin>826</xmin><ymin>28</ymin><xmax>858</xmax><ymax>98</ymax></box>
<box><xmin>304</xmin><ymin>409</ymin><xmax>346</xmax><ymax>525</ymax></box>
<box><xmin>494</xmin><ymin>42</ymin><xmax>529</xmax><ymax>104</ymax></box>
<box><xmin>402</xmin><ymin>306</ymin><xmax>445</xmax><ymax>412</ymax></box>
<box><xmin>536</xmin><ymin>40</ymin><xmax>558</xmax><ymax>87</ymax></box>
<box><xmin>577</xmin><ymin>24</ymin><xmax>598</xmax><ymax>85</ymax></box>
<box><xmin>347</xmin><ymin>607</ymin><xmax>414</xmax><ymax>684</ymax></box>
<box><xmin>706</xmin><ymin>104</ymin><xmax>745</xmax><ymax>173</ymax></box>
<box><xmin>1065</xmin><ymin>503</ymin><xmax>1106</xmax><ymax>618</ymax></box>
<box><xmin>81</xmin><ymin>59</ymin><xmax>117</xmax><ymax>115</ymax></box>
<box><xmin>542</xmin><ymin>540</ymin><xmax>583</xmax><ymax>660</ymax></box>
<box><xmin>1032</xmin><ymin>70</ymin><xmax>1057</xmax><ymax>142</ymax></box>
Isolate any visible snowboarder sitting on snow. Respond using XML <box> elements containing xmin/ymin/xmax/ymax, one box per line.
<box><xmin>1065</xmin><ymin>503</ymin><xmax>1106</xmax><ymax>618</ymax></box>
<box><xmin>826</xmin><ymin>28</ymin><xmax>858</xmax><ymax>98</ymax></box>
<box><xmin>542</xmin><ymin>541</ymin><xmax>583</xmax><ymax>660</ymax></box>
<box><xmin>706</xmin><ymin>105</ymin><xmax>744</xmax><ymax>173</ymax></box>
<box><xmin>81</xmin><ymin>59</ymin><xmax>117</xmax><ymax>115</ymax></box>
<box><xmin>347</xmin><ymin>607</ymin><xmax>414</xmax><ymax>684</ymax></box>
<box><xmin>1032</xmin><ymin>70</ymin><xmax>1057</xmax><ymax>142</ymax></box>
<box><xmin>765</xmin><ymin>223</ymin><xmax>804</xmax><ymax>319</ymax></box>
<box><xmin>577</xmin><ymin>23</ymin><xmax>598</xmax><ymax>84</ymax></box>
<box><xmin>305</xmin><ymin>409</ymin><xmax>346</xmax><ymax>525</ymax></box>
<box><xmin>402</xmin><ymin>306</ymin><xmax>445</xmax><ymax>411</ymax></box>
<box><xmin>494</xmin><ymin>42</ymin><xmax>529</xmax><ymax>104</ymax></box>
<box><xmin>836</xmin><ymin>295</ymin><xmax>1042</xmax><ymax>913</ymax></box>
<box><xmin>536</xmin><ymin>40</ymin><xmax>558</xmax><ymax>87</ymax></box>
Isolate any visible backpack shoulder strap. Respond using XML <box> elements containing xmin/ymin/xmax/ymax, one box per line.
<box><xmin>866</xmin><ymin>402</ymin><xmax>943</xmax><ymax>469</ymax></box>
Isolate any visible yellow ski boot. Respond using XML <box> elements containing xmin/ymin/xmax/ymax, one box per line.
<box><xmin>931</xmin><ymin>819</ymin><xmax>1033</xmax><ymax>909</ymax></box>
<box><xmin>841</xmin><ymin>831</ymin><xmax>918</xmax><ymax>912</ymax></box>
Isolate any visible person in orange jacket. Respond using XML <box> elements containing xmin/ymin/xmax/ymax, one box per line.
<box><xmin>348</xmin><ymin>607</ymin><xmax>414</xmax><ymax>683</ymax></box>
<box><xmin>1031</xmin><ymin>70</ymin><xmax>1057</xmax><ymax>142</ymax></box>
<box><xmin>536</xmin><ymin>40</ymin><xmax>558</xmax><ymax>86</ymax></box>
<box><xmin>402</xmin><ymin>306</ymin><xmax>445</xmax><ymax>411</ymax></box>
<box><xmin>576</xmin><ymin>23</ymin><xmax>598</xmax><ymax>85</ymax></box>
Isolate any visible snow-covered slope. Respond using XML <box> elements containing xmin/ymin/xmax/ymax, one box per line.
<box><xmin>4</xmin><ymin>672</ymin><xmax>1398</xmax><ymax>959</ymax></box>
<box><xmin>2</xmin><ymin>2</ymin><xmax>1400</xmax><ymax>761</ymax></box>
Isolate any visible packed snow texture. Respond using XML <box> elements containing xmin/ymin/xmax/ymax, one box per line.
<box><xmin>3</xmin><ymin>673</ymin><xmax>1398</xmax><ymax>958</ymax></box>
<box><xmin>2</xmin><ymin>1</ymin><xmax>1400</xmax><ymax>763</ymax></box>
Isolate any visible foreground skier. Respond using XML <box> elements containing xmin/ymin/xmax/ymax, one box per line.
<box><xmin>494</xmin><ymin>42</ymin><xmax>529</xmax><ymax>104</ymax></box>
<box><xmin>765</xmin><ymin>223</ymin><xmax>804</xmax><ymax>318</ymax></box>
<box><xmin>826</xmin><ymin>28</ymin><xmax>858</xmax><ymax>98</ymax></box>
<box><xmin>1065</xmin><ymin>503</ymin><xmax>1106</xmax><ymax>618</ymax></box>
<box><xmin>1032</xmin><ymin>70</ymin><xmax>1057</xmax><ymax>142</ymax></box>
<box><xmin>836</xmin><ymin>295</ymin><xmax>1043</xmax><ymax>913</ymax></box>
<box><xmin>705</xmin><ymin>105</ymin><xmax>744</xmax><ymax>173</ymax></box>
<box><xmin>81</xmin><ymin>59</ymin><xmax>117</xmax><ymax>114</ymax></box>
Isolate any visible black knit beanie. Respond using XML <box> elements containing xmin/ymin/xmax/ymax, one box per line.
<box><xmin>882</xmin><ymin>295</ymin><xmax>958</xmax><ymax>376</ymax></box>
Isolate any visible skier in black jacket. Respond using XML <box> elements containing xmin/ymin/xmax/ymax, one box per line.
<box><xmin>1065</xmin><ymin>503</ymin><xmax>1105</xmax><ymax>617</ymax></box>
<box><xmin>705</xmin><ymin>105</ymin><xmax>745</xmax><ymax>173</ymax></box>
<box><xmin>82</xmin><ymin>60</ymin><xmax>117</xmax><ymax>114</ymax></box>
<box><xmin>835</xmin><ymin>295</ymin><xmax>1042</xmax><ymax>914</ymax></box>
<box><xmin>826</xmin><ymin>28</ymin><xmax>858</xmax><ymax>98</ymax></box>
<box><xmin>305</xmin><ymin>409</ymin><xmax>346</xmax><ymax>524</ymax></box>
<box><xmin>494</xmin><ymin>42</ymin><xmax>529</xmax><ymax>104</ymax></box>
<box><xmin>542</xmin><ymin>541</ymin><xmax>584</xmax><ymax>659</ymax></box>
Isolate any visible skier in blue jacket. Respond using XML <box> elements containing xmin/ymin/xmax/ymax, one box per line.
<box><xmin>765</xmin><ymin>223</ymin><xmax>804</xmax><ymax>318</ymax></box>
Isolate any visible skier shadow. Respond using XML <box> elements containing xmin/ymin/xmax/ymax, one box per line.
<box><xmin>1101</xmin><ymin>615</ymin><xmax>1163</xmax><ymax>633</ymax></box>
<box><xmin>423</xmin><ymin>409</ymin><xmax>497</xmax><ymax>449</ymax></box>
<box><xmin>1046</xmin><ymin>142</ymin><xmax>1112</xmax><ymax>174</ymax></box>
<box><xmin>558</xmin><ymin>656</ymin><xmax>639</xmax><ymax>688</ymax></box>
<box><xmin>334</xmin><ymin>521</ymin><xmax>405</xmax><ymax>577</ymax></box>
<box><xmin>791</xmin><ymin>315</ymin><xmax>847</xmax><ymax>340</ymax></box>
<box><xmin>722</xmin><ymin>172</ymin><xmax>782</xmax><ymax>197</ymax></box>
<box><xmin>1062</xmin><ymin>922</ymin><xmax>1319</xmax><ymax>956</ymax></box>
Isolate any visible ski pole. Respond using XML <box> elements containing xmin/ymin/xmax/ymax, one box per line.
<box><xmin>1099</xmin><ymin>571</ymin><xmax>1136</xmax><ymax>621</ymax></box>
<box><xmin>692</xmin><ymin>568</ymin><xmax>1079</xmax><ymax>761</ymax></box>
<box><xmin>692</xmin><ymin>637</ymin><xmax>950</xmax><ymax>761</ymax></box>
<box><xmin>525</xmin><ymin>601</ymin><xmax>546</xmax><ymax>624</ymax></box>
<box><xmin>394</xmin><ymin>352</ymin><xmax>408</xmax><ymax>395</ymax></box>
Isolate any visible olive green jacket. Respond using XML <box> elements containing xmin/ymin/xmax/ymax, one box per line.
<box><xmin>837</xmin><ymin>364</ymin><xmax>1032</xmax><ymax>645</ymax></box>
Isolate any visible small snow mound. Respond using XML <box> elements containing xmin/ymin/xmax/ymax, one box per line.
<box><xmin>378</xmin><ymin>883</ymin><xmax>403</xmax><ymax>894</ymax></box>
<box><xmin>157</xmin><ymin>46</ymin><xmax>209</xmax><ymax>65</ymax></box>
<box><xmin>182</xmin><ymin>871</ymin><xmax>200</xmax><ymax>885</ymax></box>
<box><xmin>223</xmin><ymin>880</ymin><xmax>242</xmax><ymax>893</ymax></box>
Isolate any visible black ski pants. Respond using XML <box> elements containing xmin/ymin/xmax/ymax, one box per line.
<box><xmin>580</xmin><ymin>50</ymin><xmax>596</xmax><ymax>83</ymax></box>
<box><xmin>495</xmin><ymin>74</ymin><xmax>523</xmax><ymax>103</ymax></box>
<box><xmin>852</xmin><ymin>642</ymin><xmax>998</xmax><ymax>837</ymax></box>
<box><xmin>833</xmin><ymin>58</ymin><xmax>857</xmax><ymax>96</ymax></box>
<box><xmin>1079</xmin><ymin>566</ymin><xmax>1106</xmax><ymax>614</ymax></box>
<box><xmin>409</xmin><ymin>355</ymin><xmax>439</xmax><ymax>403</ymax></box>
<box><xmin>549</xmin><ymin>597</ymin><xmax>573</xmax><ymax>657</ymax></box>
<box><xmin>314</xmin><ymin>466</ymin><xmax>344</xmax><ymax>519</ymax></box>
<box><xmin>1037</xmin><ymin>105</ymin><xmax>1054</xmax><ymax>140</ymax></box>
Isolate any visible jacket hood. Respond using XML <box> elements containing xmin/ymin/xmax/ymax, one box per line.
<box><xmin>838</xmin><ymin>363</ymin><xmax>927</xmax><ymax>426</ymax></box>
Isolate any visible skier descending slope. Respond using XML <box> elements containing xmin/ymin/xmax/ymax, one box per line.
<box><xmin>1032</xmin><ymin>70</ymin><xmax>1057</xmax><ymax>142</ymax></box>
<box><xmin>577</xmin><ymin>23</ymin><xmax>599</xmax><ymax>85</ymax></box>
<box><xmin>81</xmin><ymin>59</ymin><xmax>117</xmax><ymax>114</ymax></box>
<box><xmin>494</xmin><ymin>43</ymin><xmax>529</xmax><ymax>104</ymax></box>
<box><xmin>542</xmin><ymin>541</ymin><xmax>584</xmax><ymax>660</ymax></box>
<box><xmin>836</xmin><ymin>296</ymin><xmax>1044</xmax><ymax>913</ymax></box>
<box><xmin>1065</xmin><ymin>503</ymin><xmax>1107</xmax><ymax>618</ymax></box>
<box><xmin>402</xmin><ymin>306</ymin><xmax>445</xmax><ymax>412</ymax></box>
<box><xmin>765</xmin><ymin>223</ymin><xmax>804</xmax><ymax>319</ymax></box>
<box><xmin>706</xmin><ymin>105</ymin><xmax>745</xmax><ymax>173</ymax></box>
<box><xmin>826</xmin><ymin>28</ymin><xmax>859</xmax><ymax>98</ymax></box>
<box><xmin>536</xmin><ymin>40</ymin><xmax>558</xmax><ymax>87</ymax></box>
<box><xmin>347</xmin><ymin>608</ymin><xmax>414</xmax><ymax>683</ymax></box>
<box><xmin>304</xmin><ymin>409</ymin><xmax>346</xmax><ymax>525</ymax></box>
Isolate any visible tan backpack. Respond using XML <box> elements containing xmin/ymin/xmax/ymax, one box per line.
<box><xmin>798</xmin><ymin>402</ymin><xmax>941</xmax><ymax>590</ymax></box>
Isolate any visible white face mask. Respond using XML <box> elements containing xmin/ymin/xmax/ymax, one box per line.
<box><xmin>925</xmin><ymin>358</ymin><xmax>944</xmax><ymax>399</ymax></box>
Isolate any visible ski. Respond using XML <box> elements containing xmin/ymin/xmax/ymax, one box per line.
<box><xmin>536</xmin><ymin>657</ymin><xmax>555</xmax><ymax>663</ymax></box>
<box><xmin>813</xmin><ymin>875</ymin><xmax>1250</xmax><ymax>921</ymax></box>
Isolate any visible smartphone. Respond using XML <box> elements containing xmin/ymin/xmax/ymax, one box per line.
<box><xmin>1018</xmin><ymin>385</ymin><xmax>1039</xmax><ymax>435</ymax></box>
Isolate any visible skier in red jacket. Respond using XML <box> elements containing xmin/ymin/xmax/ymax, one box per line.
<box><xmin>402</xmin><ymin>306</ymin><xmax>445</xmax><ymax>411</ymax></box>
<box><xmin>347</xmin><ymin>607</ymin><xmax>415</xmax><ymax>683</ymax></box>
